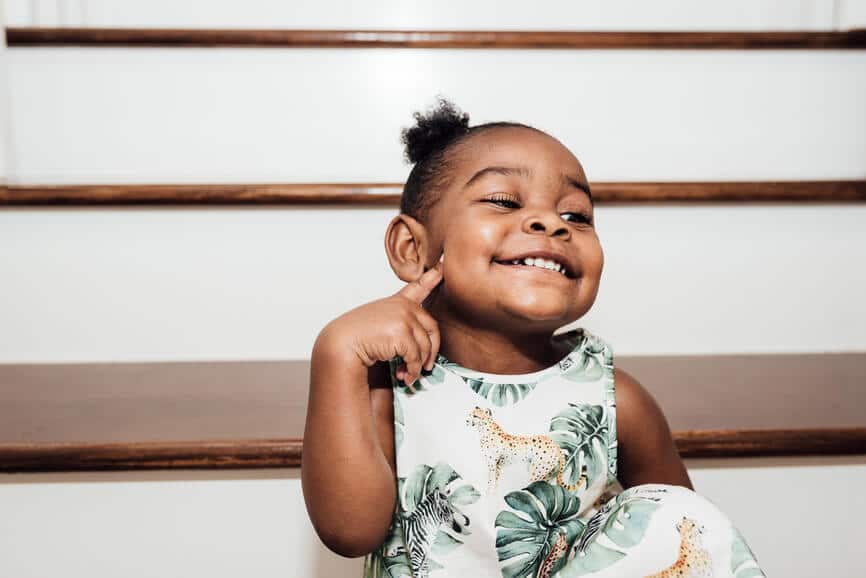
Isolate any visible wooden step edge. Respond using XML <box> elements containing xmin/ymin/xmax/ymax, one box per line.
<box><xmin>674</xmin><ymin>428</ymin><xmax>866</xmax><ymax>459</ymax></box>
<box><xmin>0</xmin><ymin>439</ymin><xmax>302</xmax><ymax>473</ymax></box>
<box><xmin>1</xmin><ymin>428</ymin><xmax>864</xmax><ymax>473</ymax></box>
<box><xmin>6</xmin><ymin>28</ymin><xmax>866</xmax><ymax>50</ymax></box>
<box><xmin>2</xmin><ymin>181</ymin><xmax>864</xmax><ymax>206</ymax></box>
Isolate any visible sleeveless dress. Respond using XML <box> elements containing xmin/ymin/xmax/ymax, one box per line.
<box><xmin>363</xmin><ymin>328</ymin><xmax>766</xmax><ymax>578</ymax></box>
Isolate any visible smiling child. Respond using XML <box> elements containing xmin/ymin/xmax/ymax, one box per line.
<box><xmin>302</xmin><ymin>99</ymin><xmax>765</xmax><ymax>577</ymax></box>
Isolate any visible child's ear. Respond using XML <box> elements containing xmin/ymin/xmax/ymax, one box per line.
<box><xmin>384</xmin><ymin>213</ymin><xmax>430</xmax><ymax>282</ymax></box>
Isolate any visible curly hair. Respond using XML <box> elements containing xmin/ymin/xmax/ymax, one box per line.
<box><xmin>399</xmin><ymin>97</ymin><xmax>537</xmax><ymax>222</ymax></box>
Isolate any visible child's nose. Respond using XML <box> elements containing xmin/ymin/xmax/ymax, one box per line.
<box><xmin>522</xmin><ymin>214</ymin><xmax>570</xmax><ymax>238</ymax></box>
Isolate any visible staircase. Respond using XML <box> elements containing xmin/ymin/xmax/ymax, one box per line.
<box><xmin>0</xmin><ymin>2</ymin><xmax>864</xmax><ymax>577</ymax></box>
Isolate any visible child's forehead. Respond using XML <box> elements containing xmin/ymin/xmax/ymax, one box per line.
<box><xmin>447</xmin><ymin>127</ymin><xmax>591</xmax><ymax>197</ymax></box>
<box><xmin>452</xmin><ymin>127</ymin><xmax>587</xmax><ymax>183</ymax></box>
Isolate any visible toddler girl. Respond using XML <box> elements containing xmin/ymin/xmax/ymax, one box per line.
<box><xmin>302</xmin><ymin>99</ymin><xmax>765</xmax><ymax>577</ymax></box>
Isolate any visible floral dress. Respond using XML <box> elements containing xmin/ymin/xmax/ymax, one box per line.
<box><xmin>363</xmin><ymin>328</ymin><xmax>765</xmax><ymax>578</ymax></box>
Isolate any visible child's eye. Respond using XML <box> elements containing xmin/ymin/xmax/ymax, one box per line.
<box><xmin>561</xmin><ymin>212</ymin><xmax>593</xmax><ymax>225</ymax></box>
<box><xmin>483</xmin><ymin>195</ymin><xmax>521</xmax><ymax>209</ymax></box>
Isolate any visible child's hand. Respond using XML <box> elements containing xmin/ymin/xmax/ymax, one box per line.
<box><xmin>316</xmin><ymin>259</ymin><xmax>443</xmax><ymax>391</ymax></box>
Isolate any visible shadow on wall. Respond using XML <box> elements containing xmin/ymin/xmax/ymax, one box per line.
<box><xmin>313</xmin><ymin>543</ymin><xmax>363</xmax><ymax>577</ymax></box>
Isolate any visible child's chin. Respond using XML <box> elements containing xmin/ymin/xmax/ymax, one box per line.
<box><xmin>499</xmin><ymin>299</ymin><xmax>576</xmax><ymax>325</ymax></box>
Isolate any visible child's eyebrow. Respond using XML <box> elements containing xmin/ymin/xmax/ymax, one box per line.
<box><xmin>562</xmin><ymin>174</ymin><xmax>594</xmax><ymax>204</ymax></box>
<box><xmin>462</xmin><ymin>165</ymin><xmax>532</xmax><ymax>189</ymax></box>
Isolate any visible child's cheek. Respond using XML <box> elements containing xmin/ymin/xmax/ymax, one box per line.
<box><xmin>475</xmin><ymin>222</ymin><xmax>501</xmax><ymax>251</ymax></box>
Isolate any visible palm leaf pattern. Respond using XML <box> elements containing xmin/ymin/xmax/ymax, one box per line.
<box><xmin>495</xmin><ymin>481</ymin><xmax>586</xmax><ymax>578</ymax></box>
<box><xmin>560</xmin><ymin>486</ymin><xmax>665</xmax><ymax>577</ymax></box>
<box><xmin>399</xmin><ymin>463</ymin><xmax>480</xmax><ymax>574</ymax></box>
<box><xmin>549</xmin><ymin>403</ymin><xmax>610</xmax><ymax>489</ymax></box>
<box><xmin>394</xmin><ymin>392</ymin><xmax>405</xmax><ymax>451</ymax></box>
<box><xmin>427</xmin><ymin>353</ymin><xmax>540</xmax><ymax>407</ymax></box>
<box><xmin>731</xmin><ymin>528</ymin><xmax>766</xmax><ymax>577</ymax></box>
<box><xmin>558</xmin><ymin>329</ymin><xmax>619</xmax><ymax>477</ymax></box>
<box><xmin>399</xmin><ymin>462</ymin><xmax>479</xmax><ymax>514</ymax></box>
<box><xmin>559</xmin><ymin>330</ymin><xmax>613</xmax><ymax>383</ymax></box>
<box><xmin>366</xmin><ymin>463</ymin><xmax>481</xmax><ymax>578</ymax></box>
<box><xmin>363</xmin><ymin>513</ymin><xmax>412</xmax><ymax>578</ymax></box>
<box><xmin>464</xmin><ymin>377</ymin><xmax>537</xmax><ymax>407</ymax></box>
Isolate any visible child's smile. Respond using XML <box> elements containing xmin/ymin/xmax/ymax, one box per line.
<box><xmin>426</xmin><ymin>127</ymin><xmax>603</xmax><ymax>337</ymax></box>
<box><xmin>492</xmin><ymin>251</ymin><xmax>576</xmax><ymax>279</ymax></box>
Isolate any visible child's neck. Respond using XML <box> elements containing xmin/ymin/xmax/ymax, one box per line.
<box><xmin>428</xmin><ymin>301</ymin><xmax>568</xmax><ymax>375</ymax></box>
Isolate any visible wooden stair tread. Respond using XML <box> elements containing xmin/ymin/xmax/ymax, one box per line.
<box><xmin>1</xmin><ymin>353</ymin><xmax>864</xmax><ymax>472</ymax></box>
<box><xmin>2</xmin><ymin>181</ymin><xmax>865</xmax><ymax>206</ymax></box>
<box><xmin>6</xmin><ymin>28</ymin><xmax>866</xmax><ymax>50</ymax></box>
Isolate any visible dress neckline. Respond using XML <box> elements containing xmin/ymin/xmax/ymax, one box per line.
<box><xmin>434</xmin><ymin>328</ymin><xmax>584</xmax><ymax>385</ymax></box>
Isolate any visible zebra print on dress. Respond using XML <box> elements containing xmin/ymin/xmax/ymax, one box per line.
<box><xmin>572</xmin><ymin>487</ymin><xmax>666</xmax><ymax>559</ymax></box>
<box><xmin>403</xmin><ymin>489</ymin><xmax>469</xmax><ymax>578</ymax></box>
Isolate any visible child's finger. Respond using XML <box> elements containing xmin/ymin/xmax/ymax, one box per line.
<box><xmin>408</xmin><ymin>324</ymin><xmax>432</xmax><ymax>382</ymax></box>
<box><xmin>395</xmin><ymin>335</ymin><xmax>424</xmax><ymax>387</ymax></box>
<box><xmin>397</xmin><ymin>258</ymin><xmax>444</xmax><ymax>304</ymax></box>
<box><xmin>414</xmin><ymin>309</ymin><xmax>440</xmax><ymax>371</ymax></box>
<box><xmin>395</xmin><ymin>363</ymin><xmax>416</xmax><ymax>393</ymax></box>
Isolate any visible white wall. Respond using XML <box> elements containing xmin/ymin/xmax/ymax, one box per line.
<box><xmin>1</xmin><ymin>45</ymin><xmax>864</xmax><ymax>362</ymax></box>
<box><xmin>6</xmin><ymin>49</ymin><xmax>866</xmax><ymax>184</ymax></box>
<box><xmin>2</xmin><ymin>458</ymin><xmax>865</xmax><ymax>578</ymax></box>
<box><xmin>1</xmin><ymin>204</ymin><xmax>865</xmax><ymax>363</ymax></box>
<box><xmin>841</xmin><ymin>0</ymin><xmax>866</xmax><ymax>26</ymax></box>
<box><xmin>0</xmin><ymin>0</ymin><xmax>844</xmax><ymax>30</ymax></box>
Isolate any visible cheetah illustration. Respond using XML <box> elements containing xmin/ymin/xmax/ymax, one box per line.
<box><xmin>466</xmin><ymin>406</ymin><xmax>587</xmax><ymax>494</ymax></box>
<box><xmin>537</xmin><ymin>529</ymin><xmax>569</xmax><ymax>578</ymax></box>
<box><xmin>644</xmin><ymin>517</ymin><xmax>711</xmax><ymax>577</ymax></box>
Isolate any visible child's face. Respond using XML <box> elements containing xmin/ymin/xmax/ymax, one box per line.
<box><xmin>426</xmin><ymin>127</ymin><xmax>603</xmax><ymax>333</ymax></box>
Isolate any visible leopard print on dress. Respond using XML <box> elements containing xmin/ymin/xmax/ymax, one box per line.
<box><xmin>536</xmin><ymin>529</ymin><xmax>569</xmax><ymax>578</ymax></box>
<box><xmin>466</xmin><ymin>406</ymin><xmax>587</xmax><ymax>494</ymax></box>
<box><xmin>644</xmin><ymin>517</ymin><xmax>712</xmax><ymax>577</ymax></box>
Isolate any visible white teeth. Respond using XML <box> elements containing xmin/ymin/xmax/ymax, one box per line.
<box><xmin>511</xmin><ymin>257</ymin><xmax>567</xmax><ymax>276</ymax></box>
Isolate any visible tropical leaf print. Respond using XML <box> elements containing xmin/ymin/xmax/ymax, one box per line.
<box><xmin>549</xmin><ymin>403</ymin><xmax>610</xmax><ymax>488</ymax></box>
<box><xmin>363</xmin><ymin>521</ymin><xmax>469</xmax><ymax>578</ymax></box>
<box><xmin>553</xmin><ymin>329</ymin><xmax>619</xmax><ymax>480</ymax></box>
<box><xmin>559</xmin><ymin>330</ymin><xmax>613</xmax><ymax>383</ymax></box>
<box><xmin>430</xmin><ymin>352</ymin><xmax>540</xmax><ymax>407</ymax></box>
<box><xmin>731</xmin><ymin>528</ymin><xmax>766</xmax><ymax>577</ymax></box>
<box><xmin>363</xmin><ymin>513</ymin><xmax>412</xmax><ymax>578</ymax></box>
<box><xmin>397</xmin><ymin>463</ymin><xmax>480</xmax><ymax>577</ymax></box>
<box><xmin>394</xmin><ymin>392</ymin><xmax>405</xmax><ymax>451</ymax></box>
<box><xmin>495</xmin><ymin>481</ymin><xmax>586</xmax><ymax>578</ymax></box>
<box><xmin>602</xmin><ymin>367</ymin><xmax>618</xmax><ymax>479</ymax></box>
<box><xmin>465</xmin><ymin>377</ymin><xmax>537</xmax><ymax>407</ymax></box>
<box><xmin>560</xmin><ymin>486</ymin><xmax>665</xmax><ymax>577</ymax></box>
<box><xmin>399</xmin><ymin>463</ymin><xmax>481</xmax><ymax>515</ymax></box>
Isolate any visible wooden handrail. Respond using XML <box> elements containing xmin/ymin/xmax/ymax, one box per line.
<box><xmin>3</xmin><ymin>429</ymin><xmax>866</xmax><ymax>472</ymax></box>
<box><xmin>6</xmin><ymin>28</ymin><xmax>866</xmax><ymax>50</ymax></box>
<box><xmin>1</xmin><ymin>353</ymin><xmax>863</xmax><ymax>472</ymax></box>
<box><xmin>2</xmin><ymin>181</ymin><xmax>864</xmax><ymax>206</ymax></box>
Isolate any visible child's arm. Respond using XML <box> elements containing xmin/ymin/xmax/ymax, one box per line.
<box><xmin>301</xmin><ymin>264</ymin><xmax>443</xmax><ymax>557</ymax></box>
<box><xmin>302</xmin><ymin>346</ymin><xmax>397</xmax><ymax>557</ymax></box>
<box><xmin>614</xmin><ymin>368</ymin><xmax>693</xmax><ymax>489</ymax></box>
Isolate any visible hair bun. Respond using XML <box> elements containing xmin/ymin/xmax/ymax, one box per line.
<box><xmin>401</xmin><ymin>98</ymin><xmax>470</xmax><ymax>165</ymax></box>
